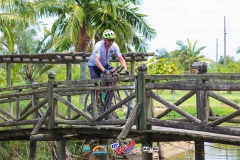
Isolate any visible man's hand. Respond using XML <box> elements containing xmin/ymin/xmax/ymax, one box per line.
<box><xmin>125</xmin><ymin>70</ymin><xmax>130</xmax><ymax>75</ymax></box>
<box><xmin>103</xmin><ymin>69</ymin><xmax>110</xmax><ymax>75</ymax></box>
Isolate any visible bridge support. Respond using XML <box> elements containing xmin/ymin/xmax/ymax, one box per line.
<box><xmin>56</xmin><ymin>139</ymin><xmax>66</xmax><ymax>160</ymax></box>
<box><xmin>195</xmin><ymin>140</ymin><xmax>205</xmax><ymax>160</ymax></box>
<box><xmin>66</xmin><ymin>61</ymin><xmax>72</xmax><ymax>119</ymax></box>
<box><xmin>30</xmin><ymin>141</ymin><xmax>37</xmax><ymax>160</ymax></box>
<box><xmin>99</xmin><ymin>139</ymin><xmax>109</xmax><ymax>160</ymax></box>
<box><xmin>137</xmin><ymin>64</ymin><xmax>153</xmax><ymax>160</ymax></box>
<box><xmin>195</xmin><ymin>68</ymin><xmax>208</xmax><ymax>160</ymax></box>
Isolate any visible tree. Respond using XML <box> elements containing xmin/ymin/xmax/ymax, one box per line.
<box><xmin>36</xmin><ymin>0</ymin><xmax>156</xmax><ymax>64</ymax></box>
<box><xmin>16</xmin><ymin>27</ymin><xmax>55</xmax><ymax>83</ymax></box>
<box><xmin>176</xmin><ymin>39</ymin><xmax>206</xmax><ymax>71</ymax></box>
<box><xmin>146</xmin><ymin>57</ymin><xmax>178</xmax><ymax>75</ymax></box>
<box><xmin>0</xmin><ymin>0</ymin><xmax>55</xmax><ymax>84</ymax></box>
<box><xmin>218</xmin><ymin>55</ymin><xmax>235</xmax><ymax>65</ymax></box>
<box><xmin>156</xmin><ymin>48</ymin><xmax>183</xmax><ymax>72</ymax></box>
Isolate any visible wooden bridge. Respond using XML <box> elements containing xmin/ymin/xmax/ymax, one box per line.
<box><xmin>1</xmin><ymin>53</ymin><xmax>240</xmax><ymax>159</ymax></box>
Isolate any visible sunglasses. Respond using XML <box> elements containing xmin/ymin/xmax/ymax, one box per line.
<box><xmin>106</xmin><ymin>39</ymin><xmax>115</xmax><ymax>42</ymax></box>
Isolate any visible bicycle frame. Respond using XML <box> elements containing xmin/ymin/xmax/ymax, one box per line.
<box><xmin>84</xmin><ymin>66</ymin><xmax>131</xmax><ymax>120</ymax></box>
<box><xmin>99</xmin><ymin>66</ymin><xmax>128</xmax><ymax>119</ymax></box>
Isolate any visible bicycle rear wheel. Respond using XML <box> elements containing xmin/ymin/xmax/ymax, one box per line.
<box><xmin>84</xmin><ymin>91</ymin><xmax>92</xmax><ymax>114</ymax></box>
<box><xmin>111</xmin><ymin>90</ymin><xmax>132</xmax><ymax>119</ymax></box>
<box><xmin>84</xmin><ymin>91</ymin><xmax>108</xmax><ymax>118</ymax></box>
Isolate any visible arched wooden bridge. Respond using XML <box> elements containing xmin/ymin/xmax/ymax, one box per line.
<box><xmin>1</xmin><ymin>53</ymin><xmax>240</xmax><ymax>159</ymax></box>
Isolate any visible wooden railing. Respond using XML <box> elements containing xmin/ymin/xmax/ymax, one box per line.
<box><xmin>1</xmin><ymin>63</ymin><xmax>240</xmax><ymax>159</ymax></box>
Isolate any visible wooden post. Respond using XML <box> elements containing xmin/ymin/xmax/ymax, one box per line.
<box><xmin>15</xmin><ymin>90</ymin><xmax>20</xmax><ymax>120</ymax></box>
<box><xmin>47</xmin><ymin>71</ymin><xmax>56</xmax><ymax>128</ymax></box>
<box><xmin>130</xmin><ymin>60</ymin><xmax>135</xmax><ymax>112</ymax></box>
<box><xmin>99</xmin><ymin>139</ymin><xmax>108</xmax><ymax>160</ymax></box>
<box><xmin>195</xmin><ymin>68</ymin><xmax>208</xmax><ymax>160</ymax></box>
<box><xmin>6</xmin><ymin>62</ymin><xmax>12</xmax><ymax>114</ymax></box>
<box><xmin>30</xmin><ymin>141</ymin><xmax>37</xmax><ymax>160</ymax></box>
<box><xmin>137</xmin><ymin>63</ymin><xmax>152</xmax><ymax>160</ymax></box>
<box><xmin>56</xmin><ymin>139</ymin><xmax>66</xmax><ymax>160</ymax></box>
<box><xmin>91</xmin><ymin>91</ymin><xmax>98</xmax><ymax>119</ymax></box>
<box><xmin>30</xmin><ymin>83</ymin><xmax>38</xmax><ymax>160</ymax></box>
<box><xmin>66</xmin><ymin>62</ymin><xmax>72</xmax><ymax>119</ymax></box>
<box><xmin>195</xmin><ymin>140</ymin><xmax>204</xmax><ymax>160</ymax></box>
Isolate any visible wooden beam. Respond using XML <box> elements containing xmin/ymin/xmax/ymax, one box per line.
<box><xmin>19</xmin><ymin>98</ymin><xmax>48</xmax><ymax>121</ymax></box>
<box><xmin>31</xmin><ymin>107</ymin><xmax>51</xmax><ymax>135</ymax></box>
<box><xmin>54</xmin><ymin>93</ymin><xmax>92</xmax><ymax>121</ymax></box>
<box><xmin>146</xmin><ymin>82</ymin><xmax>240</xmax><ymax>91</ymax></box>
<box><xmin>208</xmin><ymin>91</ymin><xmax>240</xmax><ymax>110</ymax></box>
<box><xmin>155</xmin><ymin>90</ymin><xmax>196</xmax><ymax>118</ymax></box>
<box><xmin>147</xmin><ymin>90</ymin><xmax>201</xmax><ymax>124</ymax></box>
<box><xmin>117</xmin><ymin>103</ymin><xmax>140</xmax><ymax>139</ymax></box>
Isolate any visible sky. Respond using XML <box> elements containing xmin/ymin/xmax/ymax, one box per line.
<box><xmin>139</xmin><ymin>0</ymin><xmax>240</xmax><ymax>62</ymax></box>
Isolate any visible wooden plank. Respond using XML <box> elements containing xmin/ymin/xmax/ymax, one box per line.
<box><xmin>0</xmin><ymin>83</ymin><xmax>47</xmax><ymax>92</ymax></box>
<box><xmin>147</xmin><ymin>118</ymin><xmax>240</xmax><ymax>137</ymax></box>
<box><xmin>53</xmin><ymin>85</ymin><xmax>135</xmax><ymax>92</ymax></box>
<box><xmin>208</xmin><ymin>91</ymin><xmax>240</xmax><ymax>110</ymax></box>
<box><xmin>0</xmin><ymin>113</ymin><xmax>9</xmax><ymax>121</ymax></box>
<box><xmin>20</xmin><ymin>101</ymin><xmax>32</xmax><ymax>116</ymax></box>
<box><xmin>1</xmin><ymin>125</ymin><xmax>240</xmax><ymax>145</ymax></box>
<box><xmin>55</xmin><ymin>119</ymin><xmax>127</xmax><ymax>126</ymax></box>
<box><xmin>30</xmin><ymin>134</ymin><xmax>62</xmax><ymax>141</ymax></box>
<box><xmin>0</xmin><ymin>108</ymin><xmax>16</xmax><ymax>121</ymax></box>
<box><xmin>117</xmin><ymin>103</ymin><xmax>140</xmax><ymax>139</ymax></box>
<box><xmin>208</xmin><ymin>110</ymin><xmax>240</xmax><ymax>127</ymax></box>
<box><xmin>0</xmin><ymin>119</ymin><xmax>39</xmax><ymax>127</ymax></box>
<box><xmin>145</xmin><ymin>74</ymin><xmax>240</xmax><ymax>81</ymax></box>
<box><xmin>0</xmin><ymin>88</ymin><xmax>46</xmax><ymax>99</ymax></box>
<box><xmin>31</xmin><ymin>107</ymin><xmax>51</xmax><ymax>135</ymax></box>
<box><xmin>0</xmin><ymin>52</ymin><xmax>152</xmax><ymax>64</ymax></box>
<box><xmin>146</xmin><ymin>82</ymin><xmax>240</xmax><ymax>91</ymax></box>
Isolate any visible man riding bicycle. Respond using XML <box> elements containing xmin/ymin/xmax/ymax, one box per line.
<box><xmin>88</xmin><ymin>29</ymin><xmax>129</xmax><ymax>78</ymax></box>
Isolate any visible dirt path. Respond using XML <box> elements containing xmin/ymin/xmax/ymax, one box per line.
<box><xmin>127</xmin><ymin>141</ymin><xmax>194</xmax><ymax>160</ymax></box>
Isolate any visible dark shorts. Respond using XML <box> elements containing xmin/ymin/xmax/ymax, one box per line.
<box><xmin>89</xmin><ymin>64</ymin><xmax>114</xmax><ymax>79</ymax></box>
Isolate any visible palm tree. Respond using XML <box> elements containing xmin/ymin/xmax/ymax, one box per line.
<box><xmin>35</xmin><ymin>0</ymin><xmax>156</xmax><ymax>59</ymax></box>
<box><xmin>176</xmin><ymin>39</ymin><xmax>206</xmax><ymax>71</ymax></box>
<box><xmin>16</xmin><ymin>27</ymin><xmax>56</xmax><ymax>83</ymax></box>
<box><xmin>0</xmin><ymin>0</ymin><xmax>56</xmax><ymax>84</ymax></box>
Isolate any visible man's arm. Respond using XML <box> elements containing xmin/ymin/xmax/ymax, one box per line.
<box><xmin>95</xmin><ymin>56</ymin><xmax>105</xmax><ymax>71</ymax></box>
<box><xmin>117</xmin><ymin>55</ymin><xmax>128</xmax><ymax>71</ymax></box>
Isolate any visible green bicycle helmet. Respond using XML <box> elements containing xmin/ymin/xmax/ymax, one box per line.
<box><xmin>103</xmin><ymin>29</ymin><xmax>116</xmax><ymax>39</ymax></box>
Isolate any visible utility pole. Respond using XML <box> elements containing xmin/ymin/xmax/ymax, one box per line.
<box><xmin>224</xmin><ymin>16</ymin><xmax>227</xmax><ymax>65</ymax></box>
<box><xmin>216</xmin><ymin>38</ymin><xmax>218</xmax><ymax>63</ymax></box>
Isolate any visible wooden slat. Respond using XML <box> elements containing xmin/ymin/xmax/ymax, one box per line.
<box><xmin>117</xmin><ymin>103</ymin><xmax>140</xmax><ymax>139</ymax></box>
<box><xmin>146</xmin><ymin>82</ymin><xmax>240</xmax><ymax>91</ymax></box>
<box><xmin>147</xmin><ymin>90</ymin><xmax>201</xmax><ymax>124</ymax></box>
<box><xmin>31</xmin><ymin>107</ymin><xmax>51</xmax><ymax>135</ymax></box>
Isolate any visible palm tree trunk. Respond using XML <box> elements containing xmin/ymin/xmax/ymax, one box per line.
<box><xmin>78</xmin><ymin>22</ymin><xmax>89</xmax><ymax>105</ymax></box>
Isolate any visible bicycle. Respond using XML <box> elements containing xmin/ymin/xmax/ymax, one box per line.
<box><xmin>84</xmin><ymin>66</ymin><xmax>132</xmax><ymax>120</ymax></box>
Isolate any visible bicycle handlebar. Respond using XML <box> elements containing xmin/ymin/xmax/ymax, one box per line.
<box><xmin>102</xmin><ymin>66</ymin><xmax>127</xmax><ymax>78</ymax></box>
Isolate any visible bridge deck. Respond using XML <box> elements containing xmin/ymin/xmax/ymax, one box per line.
<box><xmin>1</xmin><ymin>125</ymin><xmax>240</xmax><ymax>145</ymax></box>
